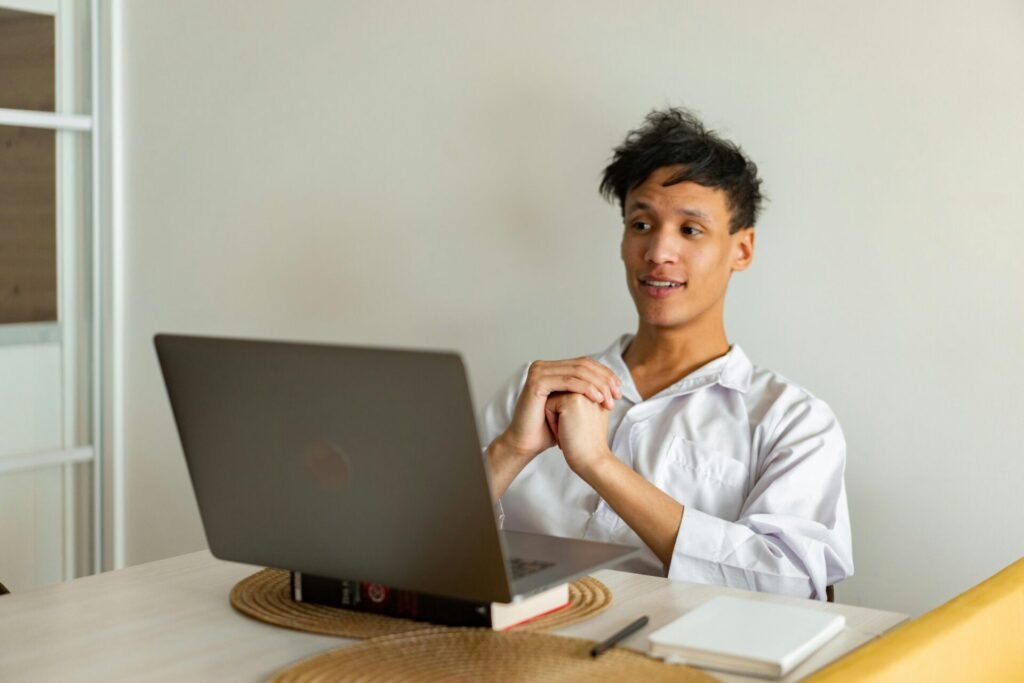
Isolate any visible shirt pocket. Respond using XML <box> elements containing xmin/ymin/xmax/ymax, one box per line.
<box><xmin>656</xmin><ymin>436</ymin><xmax>749</xmax><ymax>520</ymax></box>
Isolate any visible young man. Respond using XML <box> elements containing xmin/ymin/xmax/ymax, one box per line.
<box><xmin>482</xmin><ymin>108</ymin><xmax>853</xmax><ymax>601</ymax></box>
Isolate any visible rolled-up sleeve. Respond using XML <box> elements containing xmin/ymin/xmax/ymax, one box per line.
<box><xmin>668</xmin><ymin>396</ymin><xmax>854</xmax><ymax>600</ymax></box>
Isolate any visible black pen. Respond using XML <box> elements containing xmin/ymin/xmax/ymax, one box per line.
<box><xmin>590</xmin><ymin>615</ymin><xmax>650</xmax><ymax>657</ymax></box>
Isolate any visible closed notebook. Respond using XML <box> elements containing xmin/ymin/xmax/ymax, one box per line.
<box><xmin>648</xmin><ymin>596</ymin><xmax>846</xmax><ymax>678</ymax></box>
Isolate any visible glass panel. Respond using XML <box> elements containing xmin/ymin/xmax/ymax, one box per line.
<box><xmin>0</xmin><ymin>125</ymin><xmax>57</xmax><ymax>323</ymax></box>
<box><xmin>0</xmin><ymin>341</ymin><xmax>62</xmax><ymax>456</ymax></box>
<box><xmin>0</xmin><ymin>342</ymin><xmax>66</xmax><ymax>588</ymax></box>
<box><xmin>0</xmin><ymin>466</ymin><xmax>65</xmax><ymax>591</ymax></box>
<box><xmin>0</xmin><ymin>7</ymin><xmax>56</xmax><ymax>111</ymax></box>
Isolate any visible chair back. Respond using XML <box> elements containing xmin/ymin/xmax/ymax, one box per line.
<box><xmin>809</xmin><ymin>557</ymin><xmax>1024</xmax><ymax>682</ymax></box>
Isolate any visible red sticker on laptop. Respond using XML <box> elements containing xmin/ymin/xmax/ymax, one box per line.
<box><xmin>366</xmin><ymin>583</ymin><xmax>388</xmax><ymax>604</ymax></box>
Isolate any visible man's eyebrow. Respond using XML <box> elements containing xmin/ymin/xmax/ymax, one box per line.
<box><xmin>677</xmin><ymin>207</ymin><xmax>711</xmax><ymax>221</ymax></box>
<box><xmin>626</xmin><ymin>200</ymin><xmax>712</xmax><ymax>222</ymax></box>
<box><xmin>626</xmin><ymin>200</ymin><xmax>652</xmax><ymax>213</ymax></box>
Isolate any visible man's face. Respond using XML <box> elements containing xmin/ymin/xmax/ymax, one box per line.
<box><xmin>620</xmin><ymin>165</ymin><xmax>754</xmax><ymax>332</ymax></box>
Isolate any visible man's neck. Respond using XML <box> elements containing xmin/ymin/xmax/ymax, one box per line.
<box><xmin>623</xmin><ymin>322</ymin><xmax>731</xmax><ymax>400</ymax></box>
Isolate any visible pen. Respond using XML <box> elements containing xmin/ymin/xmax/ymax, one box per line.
<box><xmin>590</xmin><ymin>615</ymin><xmax>649</xmax><ymax>657</ymax></box>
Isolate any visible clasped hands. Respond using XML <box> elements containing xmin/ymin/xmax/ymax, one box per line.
<box><xmin>491</xmin><ymin>356</ymin><xmax>683</xmax><ymax>569</ymax></box>
<box><xmin>499</xmin><ymin>357</ymin><xmax>623</xmax><ymax>477</ymax></box>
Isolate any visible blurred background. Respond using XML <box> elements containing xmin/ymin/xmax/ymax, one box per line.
<box><xmin>1</xmin><ymin>0</ymin><xmax>1021</xmax><ymax>617</ymax></box>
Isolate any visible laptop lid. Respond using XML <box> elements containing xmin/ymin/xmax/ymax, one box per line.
<box><xmin>155</xmin><ymin>333</ymin><xmax>518</xmax><ymax>603</ymax></box>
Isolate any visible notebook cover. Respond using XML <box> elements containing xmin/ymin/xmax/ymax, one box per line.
<box><xmin>648</xmin><ymin>596</ymin><xmax>846</xmax><ymax>676</ymax></box>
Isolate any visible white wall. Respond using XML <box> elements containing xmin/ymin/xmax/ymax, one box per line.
<box><xmin>117</xmin><ymin>0</ymin><xmax>1024</xmax><ymax>616</ymax></box>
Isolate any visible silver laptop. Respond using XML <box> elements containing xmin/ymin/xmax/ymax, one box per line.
<box><xmin>154</xmin><ymin>333</ymin><xmax>639</xmax><ymax>603</ymax></box>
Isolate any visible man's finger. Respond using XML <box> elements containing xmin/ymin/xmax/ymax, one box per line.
<box><xmin>576</xmin><ymin>358</ymin><xmax>623</xmax><ymax>398</ymax></box>
<box><xmin>559</xmin><ymin>359</ymin><xmax>622</xmax><ymax>405</ymax></box>
<box><xmin>536</xmin><ymin>376</ymin><xmax>606</xmax><ymax>405</ymax></box>
<box><xmin>544</xmin><ymin>405</ymin><xmax>560</xmax><ymax>445</ymax></box>
<box><xmin>527</xmin><ymin>360</ymin><xmax>621</xmax><ymax>410</ymax></box>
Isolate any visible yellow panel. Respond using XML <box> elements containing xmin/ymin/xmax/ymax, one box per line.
<box><xmin>810</xmin><ymin>558</ymin><xmax>1024</xmax><ymax>682</ymax></box>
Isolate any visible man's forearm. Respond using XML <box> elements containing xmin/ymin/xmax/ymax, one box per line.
<box><xmin>575</xmin><ymin>454</ymin><xmax>685</xmax><ymax>569</ymax></box>
<box><xmin>486</xmin><ymin>434</ymin><xmax>536</xmax><ymax>502</ymax></box>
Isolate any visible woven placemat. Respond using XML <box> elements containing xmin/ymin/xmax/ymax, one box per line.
<box><xmin>269</xmin><ymin>627</ymin><xmax>717</xmax><ymax>682</ymax></box>
<box><xmin>231</xmin><ymin>569</ymin><xmax>612</xmax><ymax>639</ymax></box>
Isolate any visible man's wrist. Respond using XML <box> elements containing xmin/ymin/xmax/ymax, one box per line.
<box><xmin>569</xmin><ymin>446</ymin><xmax>619</xmax><ymax>482</ymax></box>
<box><xmin>486</xmin><ymin>432</ymin><xmax>542</xmax><ymax>501</ymax></box>
<box><xmin>491</xmin><ymin>431</ymin><xmax>539</xmax><ymax>463</ymax></box>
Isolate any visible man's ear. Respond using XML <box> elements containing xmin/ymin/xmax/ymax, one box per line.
<box><xmin>731</xmin><ymin>227</ymin><xmax>755</xmax><ymax>272</ymax></box>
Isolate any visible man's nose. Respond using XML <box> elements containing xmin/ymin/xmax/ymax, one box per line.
<box><xmin>644</xmin><ymin>226</ymin><xmax>681</xmax><ymax>264</ymax></box>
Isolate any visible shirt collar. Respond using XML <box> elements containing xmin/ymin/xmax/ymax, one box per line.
<box><xmin>717</xmin><ymin>344</ymin><xmax>753</xmax><ymax>393</ymax></box>
<box><xmin>596</xmin><ymin>334</ymin><xmax>753</xmax><ymax>402</ymax></box>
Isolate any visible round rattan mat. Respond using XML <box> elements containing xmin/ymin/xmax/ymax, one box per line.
<box><xmin>231</xmin><ymin>569</ymin><xmax>613</xmax><ymax>639</ymax></box>
<box><xmin>269</xmin><ymin>627</ymin><xmax>716</xmax><ymax>682</ymax></box>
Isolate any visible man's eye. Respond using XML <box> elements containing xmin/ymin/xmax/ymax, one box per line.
<box><xmin>682</xmin><ymin>225</ymin><xmax>703</xmax><ymax>236</ymax></box>
<box><xmin>631</xmin><ymin>221</ymin><xmax>651</xmax><ymax>231</ymax></box>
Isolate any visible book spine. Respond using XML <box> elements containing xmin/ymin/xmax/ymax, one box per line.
<box><xmin>291</xmin><ymin>572</ymin><xmax>493</xmax><ymax>628</ymax></box>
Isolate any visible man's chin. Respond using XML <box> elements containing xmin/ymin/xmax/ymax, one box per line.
<box><xmin>636</xmin><ymin>313</ymin><xmax>692</xmax><ymax>331</ymax></box>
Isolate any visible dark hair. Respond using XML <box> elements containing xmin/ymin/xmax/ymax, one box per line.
<box><xmin>599</xmin><ymin>107</ymin><xmax>764</xmax><ymax>233</ymax></box>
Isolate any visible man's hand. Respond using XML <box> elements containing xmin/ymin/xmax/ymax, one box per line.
<box><xmin>498</xmin><ymin>358</ymin><xmax>621</xmax><ymax>460</ymax></box>
<box><xmin>545</xmin><ymin>392</ymin><xmax>615</xmax><ymax>476</ymax></box>
<box><xmin>487</xmin><ymin>358</ymin><xmax>621</xmax><ymax>500</ymax></box>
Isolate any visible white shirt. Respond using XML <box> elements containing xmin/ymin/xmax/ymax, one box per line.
<box><xmin>481</xmin><ymin>335</ymin><xmax>853</xmax><ymax>600</ymax></box>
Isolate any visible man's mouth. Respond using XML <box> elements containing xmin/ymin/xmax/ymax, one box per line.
<box><xmin>639</xmin><ymin>277</ymin><xmax>686</xmax><ymax>298</ymax></box>
<box><xmin>639</xmin><ymin>278</ymin><xmax>685</xmax><ymax>289</ymax></box>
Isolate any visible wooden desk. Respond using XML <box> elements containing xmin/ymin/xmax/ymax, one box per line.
<box><xmin>0</xmin><ymin>551</ymin><xmax>906</xmax><ymax>682</ymax></box>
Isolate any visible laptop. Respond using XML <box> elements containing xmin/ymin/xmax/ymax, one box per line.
<box><xmin>154</xmin><ymin>333</ymin><xmax>640</xmax><ymax>604</ymax></box>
